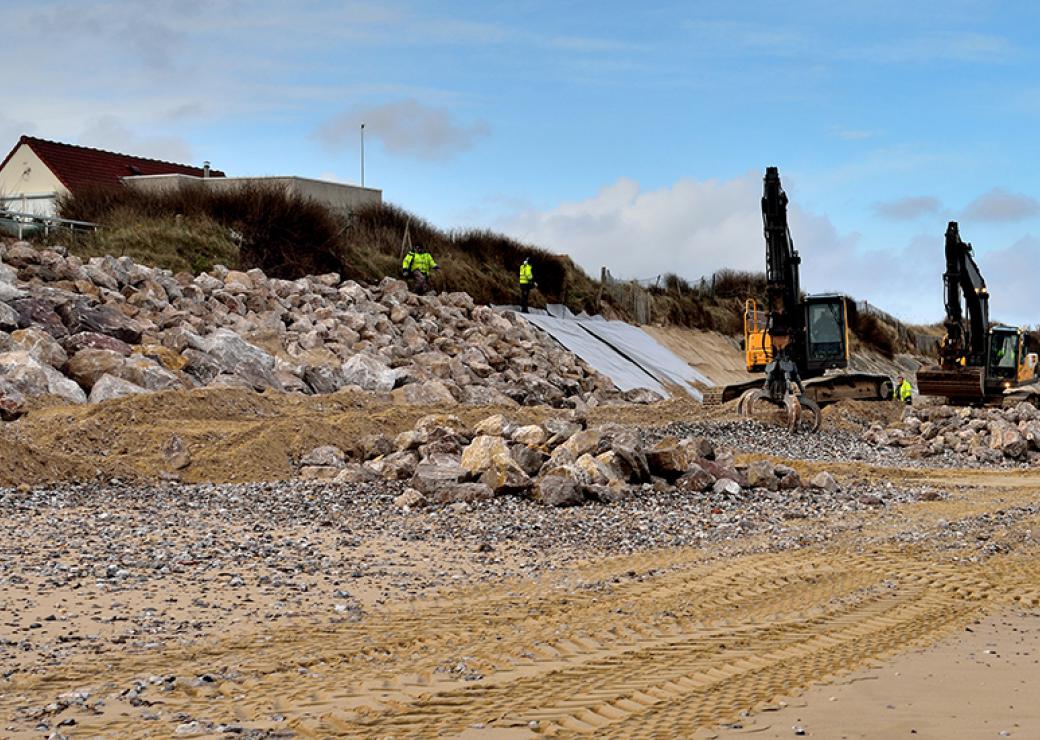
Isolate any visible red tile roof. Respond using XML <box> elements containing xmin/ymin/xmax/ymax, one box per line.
<box><xmin>0</xmin><ymin>135</ymin><xmax>225</xmax><ymax>193</ymax></box>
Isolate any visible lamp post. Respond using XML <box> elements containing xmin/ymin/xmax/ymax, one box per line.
<box><xmin>360</xmin><ymin>123</ymin><xmax>365</xmax><ymax>188</ymax></box>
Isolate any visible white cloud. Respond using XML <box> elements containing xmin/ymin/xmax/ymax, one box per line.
<box><xmin>497</xmin><ymin>172</ymin><xmax>948</xmax><ymax>323</ymax></box>
<box><xmin>977</xmin><ymin>235</ymin><xmax>1040</xmax><ymax>326</ymax></box>
<box><xmin>314</xmin><ymin>99</ymin><xmax>488</xmax><ymax>161</ymax></box>
<box><xmin>79</xmin><ymin>116</ymin><xmax>195</xmax><ymax>164</ymax></box>
<box><xmin>835</xmin><ymin>129</ymin><xmax>880</xmax><ymax>141</ymax></box>
<box><xmin>873</xmin><ymin>195</ymin><xmax>942</xmax><ymax>220</ymax></box>
<box><xmin>961</xmin><ymin>188</ymin><xmax>1040</xmax><ymax>222</ymax></box>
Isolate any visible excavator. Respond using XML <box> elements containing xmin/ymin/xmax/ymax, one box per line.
<box><xmin>705</xmin><ymin>167</ymin><xmax>892</xmax><ymax>431</ymax></box>
<box><xmin>916</xmin><ymin>221</ymin><xmax>1039</xmax><ymax>405</ymax></box>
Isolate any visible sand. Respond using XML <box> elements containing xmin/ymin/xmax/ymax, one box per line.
<box><xmin>714</xmin><ymin>612</ymin><xmax>1040</xmax><ymax>739</ymax></box>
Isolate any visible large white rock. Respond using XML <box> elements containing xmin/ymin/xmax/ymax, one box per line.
<box><xmin>341</xmin><ymin>352</ymin><xmax>397</xmax><ymax>393</ymax></box>
<box><xmin>88</xmin><ymin>374</ymin><xmax>149</xmax><ymax>403</ymax></box>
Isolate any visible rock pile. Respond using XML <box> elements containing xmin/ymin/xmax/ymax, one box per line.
<box><xmin>300</xmin><ymin>412</ymin><xmax>838</xmax><ymax>506</ymax></box>
<box><xmin>0</xmin><ymin>241</ymin><xmax>630</xmax><ymax>417</ymax></box>
<box><xmin>863</xmin><ymin>402</ymin><xmax>1040</xmax><ymax>463</ymax></box>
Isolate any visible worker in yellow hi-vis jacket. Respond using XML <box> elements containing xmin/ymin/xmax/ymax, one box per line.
<box><xmin>519</xmin><ymin>258</ymin><xmax>535</xmax><ymax>313</ymax></box>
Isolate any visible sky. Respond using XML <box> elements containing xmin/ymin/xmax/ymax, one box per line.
<box><xmin>5</xmin><ymin>0</ymin><xmax>1040</xmax><ymax>325</ymax></box>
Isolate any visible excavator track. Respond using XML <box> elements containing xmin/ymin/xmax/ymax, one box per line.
<box><xmin>707</xmin><ymin>373</ymin><xmax>891</xmax><ymax>408</ymax></box>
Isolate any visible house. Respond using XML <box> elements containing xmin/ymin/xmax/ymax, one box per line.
<box><xmin>0</xmin><ymin>134</ymin><xmax>382</xmax><ymax>221</ymax></box>
<box><xmin>0</xmin><ymin>135</ymin><xmax>223</xmax><ymax>217</ymax></box>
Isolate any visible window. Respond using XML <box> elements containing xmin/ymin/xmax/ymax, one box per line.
<box><xmin>807</xmin><ymin>302</ymin><xmax>845</xmax><ymax>361</ymax></box>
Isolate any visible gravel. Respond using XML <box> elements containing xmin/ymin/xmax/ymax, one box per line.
<box><xmin>649</xmin><ymin>419</ymin><xmax>1026</xmax><ymax>469</ymax></box>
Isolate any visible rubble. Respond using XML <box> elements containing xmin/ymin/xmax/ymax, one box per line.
<box><xmin>301</xmin><ymin>412</ymin><xmax>845</xmax><ymax>507</ymax></box>
<box><xmin>0</xmin><ymin>241</ymin><xmax>628</xmax><ymax>418</ymax></box>
<box><xmin>863</xmin><ymin>403</ymin><xmax>1040</xmax><ymax>465</ymax></box>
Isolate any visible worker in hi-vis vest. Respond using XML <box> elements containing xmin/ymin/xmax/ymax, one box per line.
<box><xmin>519</xmin><ymin>257</ymin><xmax>535</xmax><ymax>313</ymax></box>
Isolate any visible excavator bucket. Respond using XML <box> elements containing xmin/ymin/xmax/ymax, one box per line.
<box><xmin>916</xmin><ymin>365</ymin><xmax>985</xmax><ymax>401</ymax></box>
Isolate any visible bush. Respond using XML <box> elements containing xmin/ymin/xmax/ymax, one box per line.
<box><xmin>59</xmin><ymin>183</ymin><xmax>347</xmax><ymax>279</ymax></box>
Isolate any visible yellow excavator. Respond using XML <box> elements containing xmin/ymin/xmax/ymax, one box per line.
<box><xmin>916</xmin><ymin>221</ymin><xmax>1039</xmax><ymax>405</ymax></box>
<box><xmin>705</xmin><ymin>167</ymin><xmax>892</xmax><ymax>431</ymax></box>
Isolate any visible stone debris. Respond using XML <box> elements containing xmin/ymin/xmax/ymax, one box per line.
<box><xmin>300</xmin><ymin>413</ymin><xmax>837</xmax><ymax>507</ymax></box>
<box><xmin>0</xmin><ymin>241</ymin><xmax>629</xmax><ymax>418</ymax></box>
<box><xmin>864</xmin><ymin>403</ymin><xmax>1040</xmax><ymax>465</ymax></box>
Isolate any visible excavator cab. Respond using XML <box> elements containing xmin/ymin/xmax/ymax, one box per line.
<box><xmin>803</xmin><ymin>294</ymin><xmax>850</xmax><ymax>373</ymax></box>
<box><xmin>987</xmin><ymin>326</ymin><xmax>1020</xmax><ymax>383</ymax></box>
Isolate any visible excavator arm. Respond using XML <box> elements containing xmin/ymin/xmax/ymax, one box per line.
<box><xmin>939</xmin><ymin>221</ymin><xmax>989</xmax><ymax>369</ymax></box>
<box><xmin>762</xmin><ymin>166</ymin><xmax>802</xmax><ymax>342</ymax></box>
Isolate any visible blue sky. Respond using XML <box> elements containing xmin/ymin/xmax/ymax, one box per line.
<box><xmin>6</xmin><ymin>1</ymin><xmax>1040</xmax><ymax>324</ymax></box>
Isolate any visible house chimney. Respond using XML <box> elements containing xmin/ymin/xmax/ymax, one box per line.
<box><xmin>203</xmin><ymin>161</ymin><xmax>211</xmax><ymax>178</ymax></box>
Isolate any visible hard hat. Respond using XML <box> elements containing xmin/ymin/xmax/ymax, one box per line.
<box><xmin>523</xmin><ymin>257</ymin><xmax>529</xmax><ymax>264</ymax></box>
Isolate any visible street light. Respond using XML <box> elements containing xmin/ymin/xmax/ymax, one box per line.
<box><xmin>360</xmin><ymin>123</ymin><xmax>365</xmax><ymax>188</ymax></box>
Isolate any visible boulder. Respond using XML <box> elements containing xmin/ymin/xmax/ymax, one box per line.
<box><xmin>745</xmin><ymin>460</ymin><xmax>779</xmax><ymax>491</ymax></box>
<box><xmin>65</xmin><ymin>349</ymin><xmax>127</xmax><ymax>390</ymax></box>
<box><xmin>645</xmin><ymin>437</ymin><xmax>690</xmax><ymax>480</ymax></box>
<box><xmin>461</xmin><ymin>385</ymin><xmax>520</xmax><ymax>406</ymax></box>
<box><xmin>809</xmin><ymin>471</ymin><xmax>840</xmax><ymax>493</ymax></box>
<box><xmin>55</xmin><ymin>302</ymin><xmax>142</xmax><ymax>343</ymax></box>
<box><xmin>682</xmin><ymin>436</ymin><xmax>715</xmax><ymax>461</ymax></box>
<box><xmin>360</xmin><ymin>433</ymin><xmax>394</xmax><ymax>460</ymax></box>
<box><xmin>558</xmin><ymin>428</ymin><xmax>601</xmax><ymax>458</ymax></box>
<box><xmin>510</xmin><ymin>444</ymin><xmax>547</xmax><ymax>477</ymax></box>
<box><xmin>300</xmin><ymin>465</ymin><xmax>341</xmax><ymax>481</ymax></box>
<box><xmin>0</xmin><ymin>351</ymin><xmax>86</xmax><ymax>404</ymax></box>
<box><xmin>394</xmin><ymin>488</ymin><xmax>427</xmax><ymax>509</ymax></box>
<box><xmin>117</xmin><ymin>356</ymin><xmax>189</xmax><ymax>391</ymax></box>
<box><xmin>544</xmin><ymin>418</ymin><xmax>582</xmax><ymax>446</ymax></box>
<box><xmin>712</xmin><ymin>478</ymin><xmax>742</xmax><ymax>496</ymax></box>
<box><xmin>162</xmin><ymin>434</ymin><xmax>192</xmax><ymax>471</ymax></box>
<box><xmin>461</xmin><ymin>435</ymin><xmax>531</xmax><ymax>493</ymax></box>
<box><xmin>989</xmin><ymin>422</ymin><xmax>1027</xmax><ymax>459</ymax></box>
<box><xmin>410</xmin><ymin>455</ymin><xmax>470</xmax><ymax>494</ymax></box>
<box><xmin>512</xmin><ymin>424</ymin><xmax>547</xmax><ymax>447</ymax></box>
<box><xmin>699</xmin><ymin>459</ymin><xmax>748</xmax><ymax>488</ymax></box>
<box><xmin>675</xmin><ymin>463</ymin><xmax>715</xmax><ymax>493</ymax></box>
<box><xmin>428</xmin><ymin>482</ymin><xmax>495</xmax><ymax>504</ymax></box>
<box><xmin>536</xmin><ymin>475</ymin><xmax>584</xmax><ymax>507</ymax></box>
<box><xmin>0</xmin><ymin>377</ymin><xmax>27</xmax><ymax>418</ymax></box>
<box><xmin>88</xmin><ymin>374</ymin><xmax>148</xmax><ymax>404</ymax></box>
<box><xmin>10</xmin><ymin>327</ymin><xmax>68</xmax><ymax>367</ymax></box>
<box><xmin>303</xmin><ymin>363</ymin><xmax>345</xmax><ymax>394</ymax></box>
<box><xmin>392</xmin><ymin>379</ymin><xmax>457</xmax><ymax>405</ymax></box>
<box><xmin>300</xmin><ymin>446</ymin><xmax>348</xmax><ymax>468</ymax></box>
<box><xmin>182</xmin><ymin>349</ymin><xmax>222</xmax><ymax>385</ymax></box>
<box><xmin>62</xmin><ymin>331</ymin><xmax>133</xmax><ymax>357</ymax></box>
<box><xmin>10</xmin><ymin>297</ymin><xmax>68</xmax><ymax>338</ymax></box>
<box><xmin>0</xmin><ymin>302</ymin><xmax>19</xmax><ymax>331</ymax></box>
<box><xmin>197</xmin><ymin>328</ymin><xmax>280</xmax><ymax>389</ymax></box>
<box><xmin>341</xmin><ymin>352</ymin><xmax>397</xmax><ymax>393</ymax></box>
<box><xmin>363</xmin><ymin>450</ymin><xmax>418</xmax><ymax>480</ymax></box>
<box><xmin>474</xmin><ymin>413</ymin><xmax>516</xmax><ymax>438</ymax></box>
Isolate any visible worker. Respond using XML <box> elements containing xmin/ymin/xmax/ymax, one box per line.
<box><xmin>893</xmin><ymin>375</ymin><xmax>913</xmax><ymax>405</ymax></box>
<box><xmin>518</xmin><ymin>257</ymin><xmax>535</xmax><ymax>313</ymax></box>
<box><xmin>401</xmin><ymin>245</ymin><xmax>438</xmax><ymax>294</ymax></box>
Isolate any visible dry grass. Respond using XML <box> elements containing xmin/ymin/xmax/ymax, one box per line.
<box><xmin>70</xmin><ymin>211</ymin><xmax>239</xmax><ymax>274</ymax></box>
<box><xmin>59</xmin><ymin>183</ymin><xmax>346</xmax><ymax>279</ymax></box>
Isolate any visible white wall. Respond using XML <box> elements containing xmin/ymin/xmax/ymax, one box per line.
<box><xmin>124</xmin><ymin>174</ymin><xmax>382</xmax><ymax>216</ymax></box>
<box><xmin>0</xmin><ymin>143</ymin><xmax>64</xmax><ymax>216</ymax></box>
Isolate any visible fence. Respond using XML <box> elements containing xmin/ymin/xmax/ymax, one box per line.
<box><xmin>0</xmin><ymin>209</ymin><xmax>97</xmax><ymax>240</ymax></box>
<box><xmin>856</xmin><ymin>300</ymin><xmax>938</xmax><ymax>356</ymax></box>
<box><xmin>598</xmin><ymin>267</ymin><xmax>656</xmax><ymax>324</ymax></box>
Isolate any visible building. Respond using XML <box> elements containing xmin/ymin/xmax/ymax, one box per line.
<box><xmin>0</xmin><ymin>135</ymin><xmax>382</xmax><ymax>221</ymax></box>
<box><xmin>124</xmin><ymin>174</ymin><xmax>382</xmax><ymax>217</ymax></box>
<box><xmin>0</xmin><ymin>135</ymin><xmax>223</xmax><ymax>217</ymax></box>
